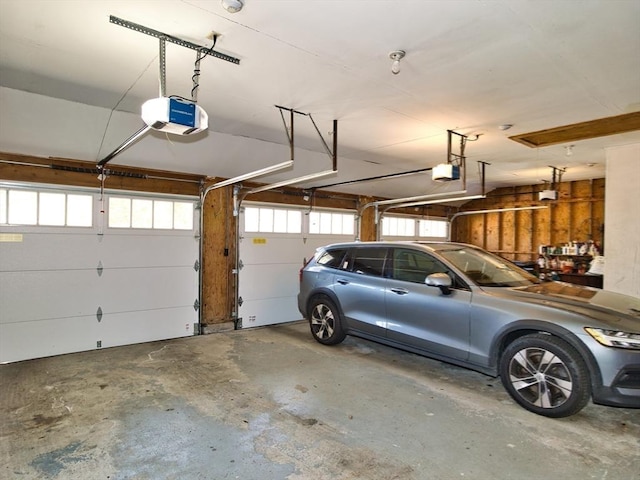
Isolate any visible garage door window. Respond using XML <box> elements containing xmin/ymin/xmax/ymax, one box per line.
<box><xmin>382</xmin><ymin>216</ymin><xmax>415</xmax><ymax>237</ymax></box>
<box><xmin>308</xmin><ymin>211</ymin><xmax>354</xmax><ymax>235</ymax></box>
<box><xmin>0</xmin><ymin>187</ymin><xmax>92</xmax><ymax>227</ymax></box>
<box><xmin>108</xmin><ymin>197</ymin><xmax>194</xmax><ymax>230</ymax></box>
<box><xmin>418</xmin><ymin>219</ymin><xmax>448</xmax><ymax>239</ymax></box>
<box><xmin>382</xmin><ymin>216</ymin><xmax>448</xmax><ymax>239</ymax></box>
<box><xmin>244</xmin><ymin>206</ymin><xmax>302</xmax><ymax>233</ymax></box>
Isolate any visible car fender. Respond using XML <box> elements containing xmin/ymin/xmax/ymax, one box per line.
<box><xmin>304</xmin><ymin>287</ymin><xmax>348</xmax><ymax>324</ymax></box>
<box><xmin>488</xmin><ymin>319</ymin><xmax>602</xmax><ymax>386</ymax></box>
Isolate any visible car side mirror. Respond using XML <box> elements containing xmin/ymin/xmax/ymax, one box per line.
<box><xmin>426</xmin><ymin>272</ymin><xmax>453</xmax><ymax>295</ymax></box>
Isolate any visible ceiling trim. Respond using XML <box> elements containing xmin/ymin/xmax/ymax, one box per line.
<box><xmin>509</xmin><ymin>111</ymin><xmax>640</xmax><ymax>148</ymax></box>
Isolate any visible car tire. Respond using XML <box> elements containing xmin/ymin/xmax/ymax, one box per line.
<box><xmin>308</xmin><ymin>295</ymin><xmax>346</xmax><ymax>345</ymax></box>
<box><xmin>499</xmin><ymin>333</ymin><xmax>591</xmax><ymax>418</ymax></box>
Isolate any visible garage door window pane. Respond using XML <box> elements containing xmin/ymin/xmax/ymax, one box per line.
<box><xmin>153</xmin><ymin>201</ymin><xmax>173</xmax><ymax>229</ymax></box>
<box><xmin>109</xmin><ymin>197</ymin><xmax>131</xmax><ymax>228</ymax></box>
<box><xmin>174</xmin><ymin>202</ymin><xmax>193</xmax><ymax>230</ymax></box>
<box><xmin>0</xmin><ymin>189</ymin><xmax>6</xmax><ymax>224</ymax></box>
<box><xmin>132</xmin><ymin>199</ymin><xmax>153</xmax><ymax>229</ymax></box>
<box><xmin>382</xmin><ymin>217</ymin><xmax>415</xmax><ymax>237</ymax></box>
<box><xmin>287</xmin><ymin>210</ymin><xmax>302</xmax><ymax>233</ymax></box>
<box><xmin>342</xmin><ymin>215</ymin><xmax>354</xmax><ymax>235</ymax></box>
<box><xmin>67</xmin><ymin>194</ymin><xmax>92</xmax><ymax>227</ymax></box>
<box><xmin>8</xmin><ymin>190</ymin><xmax>37</xmax><ymax>225</ymax></box>
<box><xmin>39</xmin><ymin>192</ymin><xmax>66</xmax><ymax>226</ymax></box>
<box><xmin>245</xmin><ymin>207</ymin><xmax>259</xmax><ymax>232</ymax></box>
<box><xmin>273</xmin><ymin>209</ymin><xmax>287</xmax><ymax>233</ymax></box>
<box><xmin>259</xmin><ymin>208</ymin><xmax>274</xmax><ymax>232</ymax></box>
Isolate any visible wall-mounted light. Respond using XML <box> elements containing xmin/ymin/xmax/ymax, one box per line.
<box><xmin>389</xmin><ymin>50</ymin><xmax>405</xmax><ymax>75</ymax></box>
<box><xmin>221</xmin><ymin>0</ymin><xmax>244</xmax><ymax>13</ymax></box>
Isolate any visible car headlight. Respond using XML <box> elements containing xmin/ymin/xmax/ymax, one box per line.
<box><xmin>585</xmin><ymin>327</ymin><xmax>640</xmax><ymax>350</ymax></box>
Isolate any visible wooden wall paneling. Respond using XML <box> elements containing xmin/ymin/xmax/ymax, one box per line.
<box><xmin>485</xmin><ymin>212</ymin><xmax>500</xmax><ymax>252</ymax></box>
<box><xmin>201</xmin><ymin>185</ymin><xmax>235</xmax><ymax>325</ymax></box>
<box><xmin>592</xmin><ymin>179</ymin><xmax>606</xmax><ymax>247</ymax></box>
<box><xmin>470</xmin><ymin>214</ymin><xmax>484</xmax><ymax>247</ymax></box>
<box><xmin>0</xmin><ymin>152</ymin><xmax>202</xmax><ymax>196</ymax></box>
<box><xmin>502</xmin><ymin>210</ymin><xmax>516</xmax><ymax>258</ymax></box>
<box><xmin>359</xmin><ymin>197</ymin><xmax>377</xmax><ymax>241</ymax></box>
<box><xmin>533</xmin><ymin>206</ymin><xmax>551</xmax><ymax>256</ymax></box>
<box><xmin>515</xmin><ymin>209</ymin><xmax>531</xmax><ymax>261</ymax></box>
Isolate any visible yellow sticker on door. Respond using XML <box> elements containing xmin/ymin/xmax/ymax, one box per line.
<box><xmin>253</xmin><ymin>238</ymin><xmax>267</xmax><ymax>244</ymax></box>
<box><xmin>0</xmin><ymin>233</ymin><xmax>23</xmax><ymax>242</ymax></box>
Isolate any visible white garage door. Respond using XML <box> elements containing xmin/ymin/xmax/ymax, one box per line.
<box><xmin>238</xmin><ymin>203</ymin><xmax>355</xmax><ymax>329</ymax></box>
<box><xmin>0</xmin><ymin>184</ymin><xmax>199</xmax><ymax>363</ymax></box>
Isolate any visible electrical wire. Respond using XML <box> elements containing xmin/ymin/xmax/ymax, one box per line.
<box><xmin>191</xmin><ymin>36</ymin><xmax>217</xmax><ymax>100</ymax></box>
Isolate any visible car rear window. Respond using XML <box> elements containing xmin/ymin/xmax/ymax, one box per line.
<box><xmin>317</xmin><ymin>248</ymin><xmax>349</xmax><ymax>269</ymax></box>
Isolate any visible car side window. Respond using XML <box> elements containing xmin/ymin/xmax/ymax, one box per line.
<box><xmin>390</xmin><ymin>248</ymin><xmax>471</xmax><ymax>290</ymax></box>
<box><xmin>317</xmin><ymin>248</ymin><xmax>349</xmax><ymax>269</ymax></box>
<box><xmin>349</xmin><ymin>247</ymin><xmax>388</xmax><ymax>277</ymax></box>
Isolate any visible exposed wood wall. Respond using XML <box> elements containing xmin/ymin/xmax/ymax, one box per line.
<box><xmin>452</xmin><ymin>179</ymin><xmax>605</xmax><ymax>261</ymax></box>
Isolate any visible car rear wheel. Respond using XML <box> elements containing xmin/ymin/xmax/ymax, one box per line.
<box><xmin>500</xmin><ymin>333</ymin><xmax>591</xmax><ymax>418</ymax></box>
<box><xmin>308</xmin><ymin>296</ymin><xmax>346</xmax><ymax>345</ymax></box>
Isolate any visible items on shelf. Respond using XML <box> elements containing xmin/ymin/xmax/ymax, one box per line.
<box><xmin>535</xmin><ymin>240</ymin><xmax>604</xmax><ymax>288</ymax></box>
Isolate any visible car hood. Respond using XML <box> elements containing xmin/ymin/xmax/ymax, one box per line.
<box><xmin>495</xmin><ymin>282</ymin><xmax>640</xmax><ymax>328</ymax></box>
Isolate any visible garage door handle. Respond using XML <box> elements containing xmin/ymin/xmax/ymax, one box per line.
<box><xmin>390</xmin><ymin>288</ymin><xmax>409</xmax><ymax>295</ymax></box>
<box><xmin>337</xmin><ymin>278</ymin><xmax>350</xmax><ymax>285</ymax></box>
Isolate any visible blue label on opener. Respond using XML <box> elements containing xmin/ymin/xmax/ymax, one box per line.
<box><xmin>169</xmin><ymin>98</ymin><xmax>196</xmax><ymax>127</ymax></box>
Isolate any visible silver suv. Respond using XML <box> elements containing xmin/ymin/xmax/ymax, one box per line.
<box><xmin>297</xmin><ymin>241</ymin><xmax>640</xmax><ymax>417</ymax></box>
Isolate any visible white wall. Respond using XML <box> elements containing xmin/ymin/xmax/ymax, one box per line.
<box><xmin>604</xmin><ymin>143</ymin><xmax>640</xmax><ymax>298</ymax></box>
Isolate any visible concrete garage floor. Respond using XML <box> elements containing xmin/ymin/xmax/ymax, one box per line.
<box><xmin>1</xmin><ymin>321</ymin><xmax>639</xmax><ymax>480</ymax></box>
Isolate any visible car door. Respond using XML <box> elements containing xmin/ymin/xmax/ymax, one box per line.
<box><xmin>384</xmin><ymin>247</ymin><xmax>472</xmax><ymax>361</ymax></box>
<box><xmin>332</xmin><ymin>246</ymin><xmax>389</xmax><ymax>338</ymax></box>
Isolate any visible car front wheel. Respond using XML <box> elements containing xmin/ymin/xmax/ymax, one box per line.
<box><xmin>308</xmin><ymin>296</ymin><xmax>346</xmax><ymax>345</ymax></box>
<box><xmin>500</xmin><ymin>333</ymin><xmax>591</xmax><ymax>418</ymax></box>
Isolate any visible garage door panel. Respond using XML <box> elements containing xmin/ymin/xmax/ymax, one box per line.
<box><xmin>99</xmin><ymin>307</ymin><xmax>197</xmax><ymax>347</ymax></box>
<box><xmin>98</xmin><ymin>267</ymin><xmax>197</xmax><ymax>312</ymax></box>
<box><xmin>240</xmin><ymin>297</ymin><xmax>301</xmax><ymax>329</ymax></box>
<box><xmin>0</xmin><ymin>232</ymin><xmax>100</xmax><ymax>271</ymax></box>
<box><xmin>239</xmin><ymin>204</ymin><xmax>353</xmax><ymax>329</ymax></box>
<box><xmin>0</xmin><ymin>187</ymin><xmax>200</xmax><ymax>363</ymax></box>
<box><xmin>240</xmin><ymin>263</ymin><xmax>299</xmax><ymax>299</ymax></box>
<box><xmin>97</xmin><ymin>233</ymin><xmax>198</xmax><ymax>268</ymax></box>
<box><xmin>0</xmin><ymin>270</ymin><xmax>100</xmax><ymax>323</ymax></box>
<box><xmin>240</xmin><ymin>236</ymin><xmax>310</xmax><ymax>265</ymax></box>
<box><xmin>0</xmin><ymin>315</ymin><xmax>101</xmax><ymax>364</ymax></box>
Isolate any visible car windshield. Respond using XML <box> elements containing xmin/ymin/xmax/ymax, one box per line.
<box><xmin>437</xmin><ymin>246</ymin><xmax>539</xmax><ymax>287</ymax></box>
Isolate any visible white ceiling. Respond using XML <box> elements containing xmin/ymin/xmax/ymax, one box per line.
<box><xmin>1</xmin><ymin>0</ymin><xmax>639</xmax><ymax>199</ymax></box>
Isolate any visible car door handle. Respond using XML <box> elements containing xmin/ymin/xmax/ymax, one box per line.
<box><xmin>390</xmin><ymin>288</ymin><xmax>409</xmax><ymax>295</ymax></box>
<box><xmin>337</xmin><ymin>278</ymin><xmax>350</xmax><ymax>285</ymax></box>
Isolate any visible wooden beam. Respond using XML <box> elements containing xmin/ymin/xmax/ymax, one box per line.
<box><xmin>509</xmin><ymin>111</ymin><xmax>640</xmax><ymax>147</ymax></box>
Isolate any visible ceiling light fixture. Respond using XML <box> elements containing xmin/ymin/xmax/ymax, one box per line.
<box><xmin>389</xmin><ymin>50</ymin><xmax>405</xmax><ymax>75</ymax></box>
<box><xmin>221</xmin><ymin>0</ymin><xmax>244</xmax><ymax>13</ymax></box>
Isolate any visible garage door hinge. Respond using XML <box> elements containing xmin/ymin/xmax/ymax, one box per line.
<box><xmin>193</xmin><ymin>260</ymin><xmax>200</xmax><ymax>272</ymax></box>
<box><xmin>193</xmin><ymin>299</ymin><xmax>200</xmax><ymax>311</ymax></box>
<box><xmin>238</xmin><ymin>296</ymin><xmax>243</xmax><ymax>307</ymax></box>
<box><xmin>97</xmin><ymin>261</ymin><xmax>103</xmax><ymax>277</ymax></box>
<box><xmin>96</xmin><ymin>306</ymin><xmax>103</xmax><ymax>322</ymax></box>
